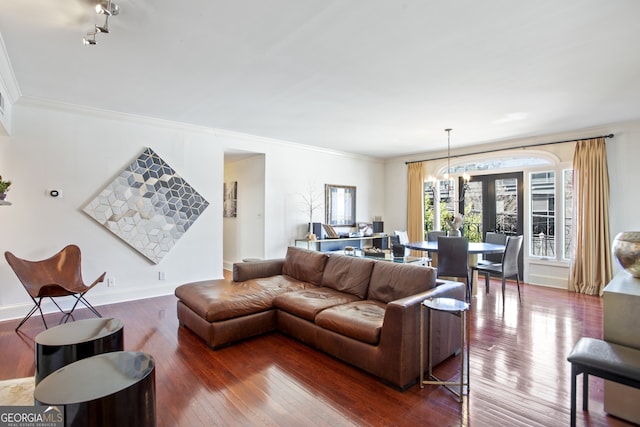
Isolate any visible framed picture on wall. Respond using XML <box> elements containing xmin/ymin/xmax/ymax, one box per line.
<box><xmin>325</xmin><ymin>184</ymin><xmax>356</xmax><ymax>226</ymax></box>
<box><xmin>224</xmin><ymin>181</ymin><xmax>237</xmax><ymax>218</ymax></box>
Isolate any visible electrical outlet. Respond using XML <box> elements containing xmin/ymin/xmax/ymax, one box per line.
<box><xmin>107</xmin><ymin>278</ymin><xmax>115</xmax><ymax>287</ymax></box>
<box><xmin>158</xmin><ymin>272</ymin><xmax>166</xmax><ymax>280</ymax></box>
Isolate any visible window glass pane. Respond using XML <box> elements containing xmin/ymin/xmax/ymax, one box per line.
<box><xmin>530</xmin><ymin>171</ymin><xmax>555</xmax><ymax>257</ymax></box>
<box><xmin>495</xmin><ymin>178</ymin><xmax>518</xmax><ymax>235</ymax></box>
<box><xmin>424</xmin><ymin>182</ymin><xmax>434</xmax><ymax>237</ymax></box>
<box><xmin>563</xmin><ymin>169</ymin><xmax>573</xmax><ymax>259</ymax></box>
<box><xmin>423</xmin><ymin>180</ymin><xmax>456</xmax><ymax>234</ymax></box>
<box><xmin>463</xmin><ymin>180</ymin><xmax>482</xmax><ymax>242</ymax></box>
<box><xmin>448</xmin><ymin>157</ymin><xmax>551</xmax><ymax>174</ymax></box>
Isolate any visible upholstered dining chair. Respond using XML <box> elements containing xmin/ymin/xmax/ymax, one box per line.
<box><xmin>436</xmin><ymin>236</ymin><xmax>471</xmax><ymax>301</ymax></box>
<box><xmin>427</xmin><ymin>231</ymin><xmax>447</xmax><ymax>241</ymax></box>
<box><xmin>478</xmin><ymin>232</ymin><xmax>507</xmax><ymax>266</ymax></box>
<box><xmin>393</xmin><ymin>230</ymin><xmax>411</xmax><ymax>257</ymax></box>
<box><xmin>472</xmin><ymin>235</ymin><xmax>524</xmax><ymax>305</ymax></box>
<box><xmin>5</xmin><ymin>244</ymin><xmax>106</xmax><ymax>331</ymax></box>
<box><xmin>426</xmin><ymin>231</ymin><xmax>447</xmax><ymax>265</ymax></box>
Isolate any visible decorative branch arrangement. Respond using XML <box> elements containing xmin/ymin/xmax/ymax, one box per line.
<box><xmin>298</xmin><ymin>182</ymin><xmax>323</xmax><ymax>239</ymax></box>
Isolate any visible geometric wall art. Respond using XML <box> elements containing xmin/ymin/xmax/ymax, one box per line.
<box><xmin>83</xmin><ymin>148</ymin><xmax>210</xmax><ymax>264</ymax></box>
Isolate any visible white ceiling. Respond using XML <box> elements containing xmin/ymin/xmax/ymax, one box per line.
<box><xmin>1</xmin><ymin>0</ymin><xmax>639</xmax><ymax>159</ymax></box>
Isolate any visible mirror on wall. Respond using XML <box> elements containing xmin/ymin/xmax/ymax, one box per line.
<box><xmin>325</xmin><ymin>184</ymin><xmax>356</xmax><ymax>226</ymax></box>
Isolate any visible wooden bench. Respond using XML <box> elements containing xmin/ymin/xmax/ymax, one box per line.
<box><xmin>567</xmin><ymin>337</ymin><xmax>640</xmax><ymax>427</ymax></box>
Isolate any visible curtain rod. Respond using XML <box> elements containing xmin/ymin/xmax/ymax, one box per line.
<box><xmin>405</xmin><ymin>133</ymin><xmax>615</xmax><ymax>165</ymax></box>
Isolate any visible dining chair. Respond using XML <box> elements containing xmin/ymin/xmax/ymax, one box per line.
<box><xmin>436</xmin><ymin>236</ymin><xmax>471</xmax><ymax>301</ymax></box>
<box><xmin>425</xmin><ymin>231</ymin><xmax>446</xmax><ymax>265</ymax></box>
<box><xmin>478</xmin><ymin>231</ymin><xmax>507</xmax><ymax>266</ymax></box>
<box><xmin>472</xmin><ymin>235</ymin><xmax>524</xmax><ymax>305</ymax></box>
<box><xmin>393</xmin><ymin>230</ymin><xmax>410</xmax><ymax>257</ymax></box>
<box><xmin>427</xmin><ymin>231</ymin><xmax>447</xmax><ymax>241</ymax></box>
<box><xmin>5</xmin><ymin>244</ymin><xmax>106</xmax><ymax>331</ymax></box>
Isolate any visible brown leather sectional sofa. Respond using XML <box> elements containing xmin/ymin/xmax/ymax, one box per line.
<box><xmin>174</xmin><ymin>246</ymin><xmax>466</xmax><ymax>389</ymax></box>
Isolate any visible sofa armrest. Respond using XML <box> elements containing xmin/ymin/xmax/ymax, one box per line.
<box><xmin>232</xmin><ymin>259</ymin><xmax>285</xmax><ymax>282</ymax></box>
<box><xmin>375</xmin><ymin>280</ymin><xmax>466</xmax><ymax>388</ymax></box>
<box><xmin>388</xmin><ymin>280</ymin><xmax>466</xmax><ymax>310</ymax></box>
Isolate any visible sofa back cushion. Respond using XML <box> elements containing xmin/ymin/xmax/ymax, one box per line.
<box><xmin>282</xmin><ymin>246</ymin><xmax>329</xmax><ymax>286</ymax></box>
<box><xmin>367</xmin><ymin>262</ymin><xmax>437</xmax><ymax>303</ymax></box>
<box><xmin>321</xmin><ymin>255</ymin><xmax>375</xmax><ymax>299</ymax></box>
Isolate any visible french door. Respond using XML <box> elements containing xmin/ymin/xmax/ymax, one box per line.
<box><xmin>461</xmin><ymin>172</ymin><xmax>524</xmax><ymax>273</ymax></box>
<box><xmin>461</xmin><ymin>172</ymin><xmax>523</xmax><ymax>238</ymax></box>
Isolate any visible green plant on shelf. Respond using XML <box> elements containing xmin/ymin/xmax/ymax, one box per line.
<box><xmin>0</xmin><ymin>175</ymin><xmax>11</xmax><ymax>195</ymax></box>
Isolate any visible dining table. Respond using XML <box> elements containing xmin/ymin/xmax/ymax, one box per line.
<box><xmin>405</xmin><ymin>240</ymin><xmax>506</xmax><ymax>296</ymax></box>
<box><xmin>405</xmin><ymin>241</ymin><xmax>506</xmax><ymax>255</ymax></box>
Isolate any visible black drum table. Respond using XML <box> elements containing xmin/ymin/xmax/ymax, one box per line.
<box><xmin>34</xmin><ymin>351</ymin><xmax>156</xmax><ymax>427</ymax></box>
<box><xmin>35</xmin><ymin>318</ymin><xmax>124</xmax><ymax>384</ymax></box>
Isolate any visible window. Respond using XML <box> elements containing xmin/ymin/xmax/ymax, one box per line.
<box><xmin>563</xmin><ymin>169</ymin><xmax>573</xmax><ymax>259</ymax></box>
<box><xmin>423</xmin><ymin>180</ymin><xmax>457</xmax><ymax>236</ymax></box>
<box><xmin>530</xmin><ymin>171</ymin><xmax>555</xmax><ymax>257</ymax></box>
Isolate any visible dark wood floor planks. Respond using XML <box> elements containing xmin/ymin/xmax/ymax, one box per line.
<box><xmin>0</xmin><ymin>279</ymin><xmax>633</xmax><ymax>426</ymax></box>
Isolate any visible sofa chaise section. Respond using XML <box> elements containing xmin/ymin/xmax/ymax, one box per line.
<box><xmin>175</xmin><ymin>252</ymin><xmax>327</xmax><ymax>348</ymax></box>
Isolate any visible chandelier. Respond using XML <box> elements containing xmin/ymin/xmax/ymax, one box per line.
<box><xmin>427</xmin><ymin>128</ymin><xmax>470</xmax><ymax>202</ymax></box>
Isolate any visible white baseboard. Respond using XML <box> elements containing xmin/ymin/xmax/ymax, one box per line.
<box><xmin>0</xmin><ymin>284</ymin><xmax>177</xmax><ymax>323</ymax></box>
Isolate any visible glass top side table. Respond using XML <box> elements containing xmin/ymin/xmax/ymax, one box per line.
<box><xmin>420</xmin><ymin>297</ymin><xmax>470</xmax><ymax>402</ymax></box>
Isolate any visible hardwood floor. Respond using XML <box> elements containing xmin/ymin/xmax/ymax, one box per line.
<box><xmin>0</xmin><ymin>280</ymin><xmax>633</xmax><ymax>426</ymax></box>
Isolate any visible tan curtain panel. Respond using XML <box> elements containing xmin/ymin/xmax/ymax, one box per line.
<box><xmin>407</xmin><ymin>162</ymin><xmax>425</xmax><ymax>256</ymax></box>
<box><xmin>569</xmin><ymin>138</ymin><xmax>612</xmax><ymax>295</ymax></box>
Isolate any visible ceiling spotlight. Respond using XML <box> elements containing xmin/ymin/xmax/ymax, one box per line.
<box><xmin>95</xmin><ymin>23</ymin><xmax>109</xmax><ymax>33</ymax></box>
<box><xmin>95</xmin><ymin>1</ymin><xmax>119</xmax><ymax>16</ymax></box>
<box><xmin>82</xmin><ymin>32</ymin><xmax>97</xmax><ymax>45</ymax></box>
<box><xmin>83</xmin><ymin>1</ymin><xmax>119</xmax><ymax>46</ymax></box>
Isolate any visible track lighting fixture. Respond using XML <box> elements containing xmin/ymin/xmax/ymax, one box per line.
<box><xmin>95</xmin><ymin>23</ymin><xmax>109</xmax><ymax>34</ymax></box>
<box><xmin>82</xmin><ymin>0</ymin><xmax>119</xmax><ymax>46</ymax></box>
<box><xmin>82</xmin><ymin>32</ymin><xmax>97</xmax><ymax>45</ymax></box>
<box><xmin>95</xmin><ymin>1</ymin><xmax>119</xmax><ymax>16</ymax></box>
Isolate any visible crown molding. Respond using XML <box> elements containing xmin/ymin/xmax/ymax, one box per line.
<box><xmin>16</xmin><ymin>96</ymin><xmax>381</xmax><ymax>163</ymax></box>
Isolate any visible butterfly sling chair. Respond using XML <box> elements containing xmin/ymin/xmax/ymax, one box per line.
<box><xmin>5</xmin><ymin>244</ymin><xmax>106</xmax><ymax>331</ymax></box>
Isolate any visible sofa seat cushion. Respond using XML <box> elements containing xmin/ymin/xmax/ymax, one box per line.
<box><xmin>175</xmin><ymin>276</ymin><xmax>311</xmax><ymax>322</ymax></box>
<box><xmin>273</xmin><ymin>288</ymin><xmax>361</xmax><ymax>322</ymax></box>
<box><xmin>315</xmin><ymin>300</ymin><xmax>386</xmax><ymax>345</ymax></box>
<box><xmin>321</xmin><ymin>254</ymin><xmax>375</xmax><ymax>299</ymax></box>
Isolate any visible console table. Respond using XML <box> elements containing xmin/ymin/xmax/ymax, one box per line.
<box><xmin>295</xmin><ymin>235</ymin><xmax>391</xmax><ymax>252</ymax></box>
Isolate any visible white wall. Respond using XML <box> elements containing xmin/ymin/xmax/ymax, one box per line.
<box><xmin>0</xmin><ymin>99</ymin><xmax>385</xmax><ymax>321</ymax></box>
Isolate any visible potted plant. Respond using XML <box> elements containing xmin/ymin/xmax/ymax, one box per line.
<box><xmin>0</xmin><ymin>175</ymin><xmax>11</xmax><ymax>200</ymax></box>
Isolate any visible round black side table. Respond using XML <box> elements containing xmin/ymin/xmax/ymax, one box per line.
<box><xmin>35</xmin><ymin>318</ymin><xmax>124</xmax><ymax>384</ymax></box>
<box><xmin>34</xmin><ymin>351</ymin><xmax>156</xmax><ymax>427</ymax></box>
